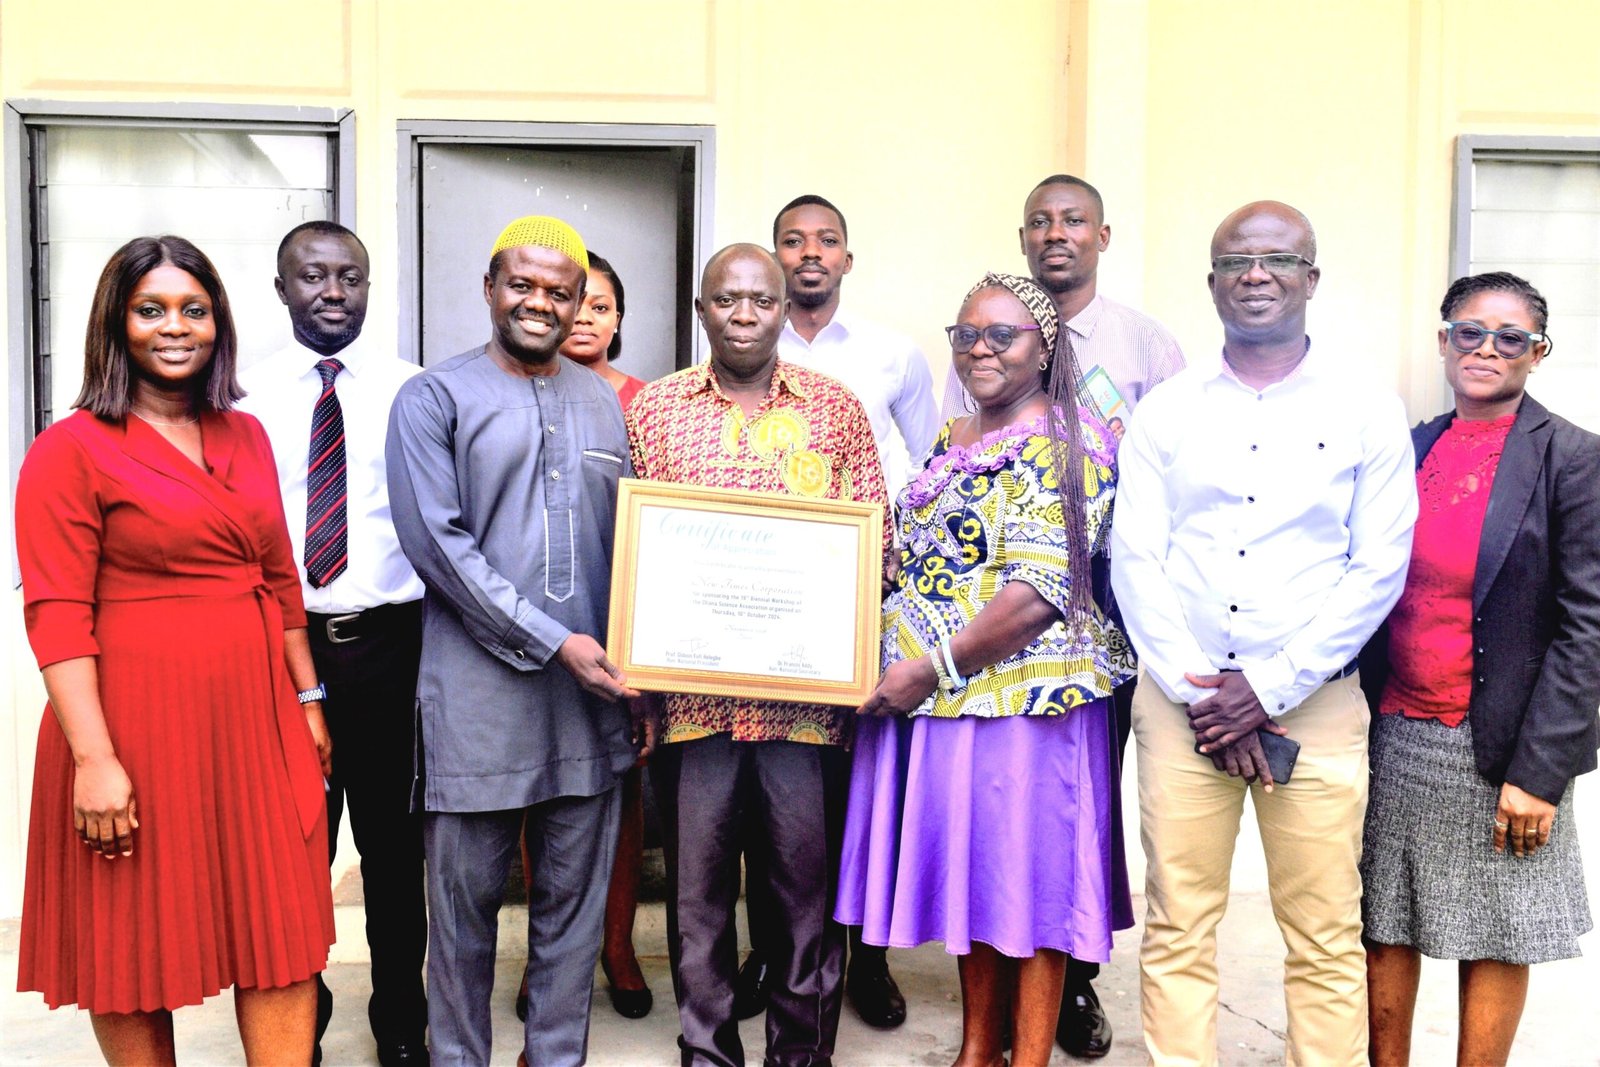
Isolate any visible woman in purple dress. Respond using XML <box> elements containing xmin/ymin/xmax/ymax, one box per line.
<box><xmin>836</xmin><ymin>272</ymin><xmax>1134</xmax><ymax>1067</ymax></box>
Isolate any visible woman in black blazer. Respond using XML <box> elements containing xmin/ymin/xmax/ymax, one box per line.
<box><xmin>1359</xmin><ymin>272</ymin><xmax>1600</xmax><ymax>1065</ymax></box>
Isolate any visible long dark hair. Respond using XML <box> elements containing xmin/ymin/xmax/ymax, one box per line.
<box><xmin>74</xmin><ymin>235</ymin><xmax>243</xmax><ymax>419</ymax></box>
<box><xmin>586</xmin><ymin>251</ymin><xmax>627</xmax><ymax>362</ymax></box>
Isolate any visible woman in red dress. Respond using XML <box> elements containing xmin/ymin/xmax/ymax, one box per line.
<box><xmin>15</xmin><ymin>236</ymin><xmax>336</xmax><ymax>1065</ymax></box>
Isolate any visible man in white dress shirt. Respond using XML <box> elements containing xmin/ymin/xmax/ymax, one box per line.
<box><xmin>1110</xmin><ymin>202</ymin><xmax>1417</xmax><ymax>1066</ymax></box>
<box><xmin>774</xmin><ymin>194</ymin><xmax>940</xmax><ymax>497</ymax></box>
<box><xmin>239</xmin><ymin>221</ymin><xmax>428</xmax><ymax>1067</ymax></box>
<box><xmin>944</xmin><ymin>172</ymin><xmax>1187</xmax><ymax>1058</ymax></box>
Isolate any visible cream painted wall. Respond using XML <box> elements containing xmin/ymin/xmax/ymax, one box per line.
<box><xmin>0</xmin><ymin>0</ymin><xmax>1077</xmax><ymax>916</ymax></box>
<box><xmin>1087</xmin><ymin>0</ymin><xmax>1600</xmax><ymax>423</ymax></box>
<box><xmin>1</xmin><ymin>0</ymin><xmax>1597</xmax><ymax>917</ymax></box>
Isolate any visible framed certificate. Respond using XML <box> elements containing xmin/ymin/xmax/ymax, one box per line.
<box><xmin>606</xmin><ymin>478</ymin><xmax>885</xmax><ymax>706</ymax></box>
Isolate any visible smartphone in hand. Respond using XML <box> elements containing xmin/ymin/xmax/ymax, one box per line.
<box><xmin>1194</xmin><ymin>729</ymin><xmax>1300</xmax><ymax>784</ymax></box>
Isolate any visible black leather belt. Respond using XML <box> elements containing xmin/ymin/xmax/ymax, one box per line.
<box><xmin>307</xmin><ymin>601</ymin><xmax>420</xmax><ymax>645</ymax></box>
<box><xmin>1330</xmin><ymin>659</ymin><xmax>1359</xmax><ymax>681</ymax></box>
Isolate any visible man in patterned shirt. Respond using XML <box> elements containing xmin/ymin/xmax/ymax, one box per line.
<box><xmin>627</xmin><ymin>243</ymin><xmax>889</xmax><ymax>1067</ymax></box>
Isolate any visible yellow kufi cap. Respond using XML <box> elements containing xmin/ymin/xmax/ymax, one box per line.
<box><xmin>490</xmin><ymin>215</ymin><xmax>589</xmax><ymax>271</ymax></box>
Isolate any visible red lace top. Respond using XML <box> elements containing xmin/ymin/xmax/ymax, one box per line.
<box><xmin>1379</xmin><ymin>414</ymin><xmax>1515</xmax><ymax>726</ymax></box>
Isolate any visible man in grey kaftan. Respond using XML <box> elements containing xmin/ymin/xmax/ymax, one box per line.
<box><xmin>387</xmin><ymin>216</ymin><xmax>639</xmax><ymax>1067</ymax></box>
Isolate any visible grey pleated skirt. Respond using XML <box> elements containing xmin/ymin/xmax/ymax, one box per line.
<box><xmin>1361</xmin><ymin>712</ymin><xmax>1590</xmax><ymax>964</ymax></box>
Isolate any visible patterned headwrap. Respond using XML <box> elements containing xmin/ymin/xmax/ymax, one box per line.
<box><xmin>965</xmin><ymin>271</ymin><xmax>1058</xmax><ymax>354</ymax></box>
<box><xmin>490</xmin><ymin>215</ymin><xmax>589</xmax><ymax>272</ymax></box>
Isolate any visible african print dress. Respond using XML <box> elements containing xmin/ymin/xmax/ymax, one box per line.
<box><xmin>835</xmin><ymin>409</ymin><xmax>1136</xmax><ymax>959</ymax></box>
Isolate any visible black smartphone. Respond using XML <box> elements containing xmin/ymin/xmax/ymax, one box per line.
<box><xmin>1255</xmin><ymin>729</ymin><xmax>1300</xmax><ymax>784</ymax></box>
<box><xmin>1194</xmin><ymin>728</ymin><xmax>1300</xmax><ymax>784</ymax></box>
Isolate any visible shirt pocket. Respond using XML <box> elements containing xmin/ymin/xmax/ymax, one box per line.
<box><xmin>582</xmin><ymin>448</ymin><xmax>624</xmax><ymax>466</ymax></box>
<box><xmin>582</xmin><ymin>448</ymin><xmax>625</xmax><ymax>499</ymax></box>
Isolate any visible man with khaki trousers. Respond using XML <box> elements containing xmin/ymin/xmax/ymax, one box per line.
<box><xmin>1110</xmin><ymin>201</ymin><xmax>1417</xmax><ymax>1065</ymax></box>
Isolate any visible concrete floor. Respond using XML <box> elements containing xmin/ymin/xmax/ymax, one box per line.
<box><xmin>7</xmin><ymin>774</ymin><xmax>1599</xmax><ymax>1064</ymax></box>
<box><xmin>6</xmin><ymin>888</ymin><xmax>1599</xmax><ymax>1066</ymax></box>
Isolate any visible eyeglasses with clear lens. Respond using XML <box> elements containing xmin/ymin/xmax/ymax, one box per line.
<box><xmin>1441</xmin><ymin>320</ymin><xmax>1549</xmax><ymax>359</ymax></box>
<box><xmin>1212</xmin><ymin>253</ymin><xmax>1314</xmax><ymax>277</ymax></box>
<box><xmin>945</xmin><ymin>323</ymin><xmax>1041</xmax><ymax>354</ymax></box>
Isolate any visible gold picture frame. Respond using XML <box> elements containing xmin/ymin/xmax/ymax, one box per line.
<box><xmin>606</xmin><ymin>478</ymin><xmax>885</xmax><ymax>706</ymax></box>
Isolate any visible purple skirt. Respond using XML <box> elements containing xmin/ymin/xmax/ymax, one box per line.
<box><xmin>834</xmin><ymin>701</ymin><xmax>1132</xmax><ymax>960</ymax></box>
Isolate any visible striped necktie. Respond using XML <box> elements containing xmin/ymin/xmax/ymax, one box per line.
<box><xmin>305</xmin><ymin>357</ymin><xmax>348</xmax><ymax>587</ymax></box>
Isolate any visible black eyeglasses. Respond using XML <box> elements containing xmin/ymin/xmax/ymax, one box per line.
<box><xmin>945</xmin><ymin>323</ymin><xmax>1041</xmax><ymax>354</ymax></box>
<box><xmin>1211</xmin><ymin>253</ymin><xmax>1314</xmax><ymax>277</ymax></box>
<box><xmin>1441</xmin><ymin>320</ymin><xmax>1550</xmax><ymax>359</ymax></box>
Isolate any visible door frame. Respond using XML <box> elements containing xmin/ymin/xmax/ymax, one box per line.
<box><xmin>395</xmin><ymin>119</ymin><xmax>716</xmax><ymax>367</ymax></box>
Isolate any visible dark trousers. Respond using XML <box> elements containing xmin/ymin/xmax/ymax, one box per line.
<box><xmin>654</xmin><ymin>734</ymin><xmax>848</xmax><ymax>1067</ymax></box>
<box><xmin>1065</xmin><ymin>677</ymin><xmax>1135</xmax><ymax>987</ymax></box>
<box><xmin>309</xmin><ymin>602</ymin><xmax>428</xmax><ymax>1047</ymax></box>
<box><xmin>424</xmin><ymin>789</ymin><xmax>621</xmax><ymax>1067</ymax></box>
<box><xmin>743</xmin><ymin>782</ymin><xmax>878</xmax><ymax>971</ymax></box>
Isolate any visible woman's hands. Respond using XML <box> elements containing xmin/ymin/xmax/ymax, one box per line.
<box><xmin>282</xmin><ymin>628</ymin><xmax>334</xmax><ymax>779</ymax></box>
<box><xmin>74</xmin><ymin>752</ymin><xmax>138</xmax><ymax>859</ymax></box>
<box><xmin>42</xmin><ymin>658</ymin><xmax>139</xmax><ymax>859</ymax></box>
<box><xmin>857</xmin><ymin>582</ymin><xmax>1061</xmax><ymax>718</ymax></box>
<box><xmin>304</xmin><ymin>701</ymin><xmax>334</xmax><ymax>779</ymax></box>
<box><xmin>857</xmin><ymin>655</ymin><xmax>939</xmax><ymax>717</ymax></box>
<box><xmin>1495</xmin><ymin>781</ymin><xmax>1557</xmax><ymax>857</ymax></box>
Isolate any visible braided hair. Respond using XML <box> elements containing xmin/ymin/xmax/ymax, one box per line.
<box><xmin>1441</xmin><ymin>271</ymin><xmax>1549</xmax><ymax>334</ymax></box>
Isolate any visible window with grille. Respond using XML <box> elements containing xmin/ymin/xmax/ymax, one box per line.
<box><xmin>1453</xmin><ymin>136</ymin><xmax>1600</xmax><ymax>432</ymax></box>
<box><xmin>5</xmin><ymin>103</ymin><xmax>352</xmax><ymax>438</ymax></box>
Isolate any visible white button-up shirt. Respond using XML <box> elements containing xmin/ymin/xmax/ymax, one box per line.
<box><xmin>1110</xmin><ymin>345</ymin><xmax>1417</xmax><ymax>716</ymax></box>
<box><xmin>778</xmin><ymin>307</ymin><xmax>940</xmax><ymax>495</ymax></box>
<box><xmin>238</xmin><ymin>336</ymin><xmax>425</xmax><ymax>613</ymax></box>
<box><xmin>941</xmin><ymin>293</ymin><xmax>1186</xmax><ymax>420</ymax></box>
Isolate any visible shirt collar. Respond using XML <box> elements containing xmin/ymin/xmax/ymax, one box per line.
<box><xmin>1063</xmin><ymin>293</ymin><xmax>1105</xmax><ymax>341</ymax></box>
<box><xmin>287</xmin><ymin>333</ymin><xmax>369</xmax><ymax>380</ymax></box>
<box><xmin>780</xmin><ymin>306</ymin><xmax>852</xmax><ymax>349</ymax></box>
<box><xmin>1209</xmin><ymin>336</ymin><xmax>1316</xmax><ymax>390</ymax></box>
<box><xmin>690</xmin><ymin>357</ymin><xmax>810</xmax><ymax>402</ymax></box>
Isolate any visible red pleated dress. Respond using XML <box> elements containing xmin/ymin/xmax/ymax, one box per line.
<box><xmin>14</xmin><ymin>409</ymin><xmax>334</xmax><ymax>1013</ymax></box>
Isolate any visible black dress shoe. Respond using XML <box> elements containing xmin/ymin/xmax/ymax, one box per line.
<box><xmin>1056</xmin><ymin>983</ymin><xmax>1112</xmax><ymax>1059</ymax></box>
<box><xmin>608</xmin><ymin>983</ymin><xmax>654</xmax><ymax>1019</ymax></box>
<box><xmin>733</xmin><ymin>951</ymin><xmax>770</xmax><ymax>1020</ymax></box>
<box><xmin>846</xmin><ymin>958</ymin><xmax>907</xmax><ymax>1029</ymax></box>
<box><xmin>376</xmin><ymin>1040</ymin><xmax>430</xmax><ymax>1067</ymax></box>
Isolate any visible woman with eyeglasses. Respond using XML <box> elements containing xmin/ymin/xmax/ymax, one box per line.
<box><xmin>1359</xmin><ymin>272</ymin><xmax>1599</xmax><ymax>1065</ymax></box>
<box><xmin>835</xmin><ymin>272</ymin><xmax>1133</xmax><ymax>1067</ymax></box>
